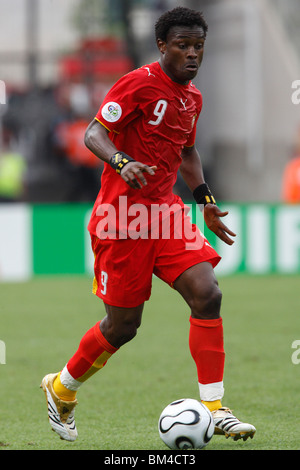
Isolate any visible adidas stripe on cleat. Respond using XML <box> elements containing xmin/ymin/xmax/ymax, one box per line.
<box><xmin>40</xmin><ymin>373</ymin><xmax>78</xmax><ymax>441</ymax></box>
<box><xmin>212</xmin><ymin>407</ymin><xmax>256</xmax><ymax>441</ymax></box>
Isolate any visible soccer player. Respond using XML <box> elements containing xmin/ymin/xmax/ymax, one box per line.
<box><xmin>41</xmin><ymin>7</ymin><xmax>256</xmax><ymax>443</ymax></box>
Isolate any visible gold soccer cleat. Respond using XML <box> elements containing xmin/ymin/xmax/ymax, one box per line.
<box><xmin>40</xmin><ymin>373</ymin><xmax>78</xmax><ymax>441</ymax></box>
<box><xmin>212</xmin><ymin>407</ymin><xmax>256</xmax><ymax>441</ymax></box>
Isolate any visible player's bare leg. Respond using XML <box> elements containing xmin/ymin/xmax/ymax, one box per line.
<box><xmin>100</xmin><ymin>303</ymin><xmax>144</xmax><ymax>348</ymax></box>
<box><xmin>173</xmin><ymin>261</ymin><xmax>222</xmax><ymax>320</ymax></box>
<box><xmin>174</xmin><ymin>262</ymin><xmax>256</xmax><ymax>441</ymax></box>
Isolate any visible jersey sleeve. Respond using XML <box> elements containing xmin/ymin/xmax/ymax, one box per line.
<box><xmin>95</xmin><ymin>70</ymin><xmax>145</xmax><ymax>134</ymax></box>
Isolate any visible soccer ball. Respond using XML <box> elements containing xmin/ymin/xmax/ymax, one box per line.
<box><xmin>158</xmin><ymin>398</ymin><xmax>214</xmax><ymax>450</ymax></box>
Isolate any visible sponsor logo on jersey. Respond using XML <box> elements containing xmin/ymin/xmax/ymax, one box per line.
<box><xmin>101</xmin><ymin>102</ymin><xmax>122</xmax><ymax>122</ymax></box>
<box><xmin>180</xmin><ymin>98</ymin><xmax>187</xmax><ymax>110</ymax></box>
<box><xmin>144</xmin><ymin>67</ymin><xmax>156</xmax><ymax>78</ymax></box>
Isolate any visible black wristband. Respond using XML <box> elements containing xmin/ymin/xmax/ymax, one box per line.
<box><xmin>109</xmin><ymin>151</ymin><xmax>136</xmax><ymax>175</ymax></box>
<box><xmin>193</xmin><ymin>183</ymin><xmax>216</xmax><ymax>206</ymax></box>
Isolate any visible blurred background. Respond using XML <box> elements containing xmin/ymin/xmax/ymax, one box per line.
<box><xmin>0</xmin><ymin>0</ymin><xmax>300</xmax><ymax>280</ymax></box>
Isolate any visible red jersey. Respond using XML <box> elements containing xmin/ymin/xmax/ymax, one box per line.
<box><xmin>88</xmin><ymin>61</ymin><xmax>203</xmax><ymax>237</ymax></box>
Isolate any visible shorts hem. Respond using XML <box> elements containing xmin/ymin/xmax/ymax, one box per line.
<box><xmin>167</xmin><ymin>255</ymin><xmax>221</xmax><ymax>287</ymax></box>
<box><xmin>92</xmin><ymin>289</ymin><xmax>150</xmax><ymax>308</ymax></box>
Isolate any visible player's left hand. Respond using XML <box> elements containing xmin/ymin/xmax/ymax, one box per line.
<box><xmin>121</xmin><ymin>163</ymin><xmax>157</xmax><ymax>189</ymax></box>
<box><xmin>203</xmin><ymin>204</ymin><xmax>236</xmax><ymax>245</ymax></box>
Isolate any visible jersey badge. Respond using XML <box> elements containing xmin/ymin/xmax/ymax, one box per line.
<box><xmin>101</xmin><ymin>102</ymin><xmax>122</xmax><ymax>122</ymax></box>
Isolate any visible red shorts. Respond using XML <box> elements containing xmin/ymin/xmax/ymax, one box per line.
<box><xmin>90</xmin><ymin>214</ymin><xmax>221</xmax><ymax>307</ymax></box>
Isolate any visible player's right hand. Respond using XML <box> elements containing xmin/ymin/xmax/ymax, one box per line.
<box><xmin>120</xmin><ymin>163</ymin><xmax>157</xmax><ymax>189</ymax></box>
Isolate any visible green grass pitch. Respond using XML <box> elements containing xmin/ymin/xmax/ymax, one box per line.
<box><xmin>0</xmin><ymin>274</ymin><xmax>299</xmax><ymax>450</ymax></box>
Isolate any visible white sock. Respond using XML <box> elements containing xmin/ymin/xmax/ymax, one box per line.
<box><xmin>198</xmin><ymin>381</ymin><xmax>224</xmax><ymax>401</ymax></box>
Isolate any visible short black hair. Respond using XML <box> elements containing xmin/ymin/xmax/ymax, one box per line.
<box><xmin>155</xmin><ymin>6</ymin><xmax>208</xmax><ymax>42</ymax></box>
